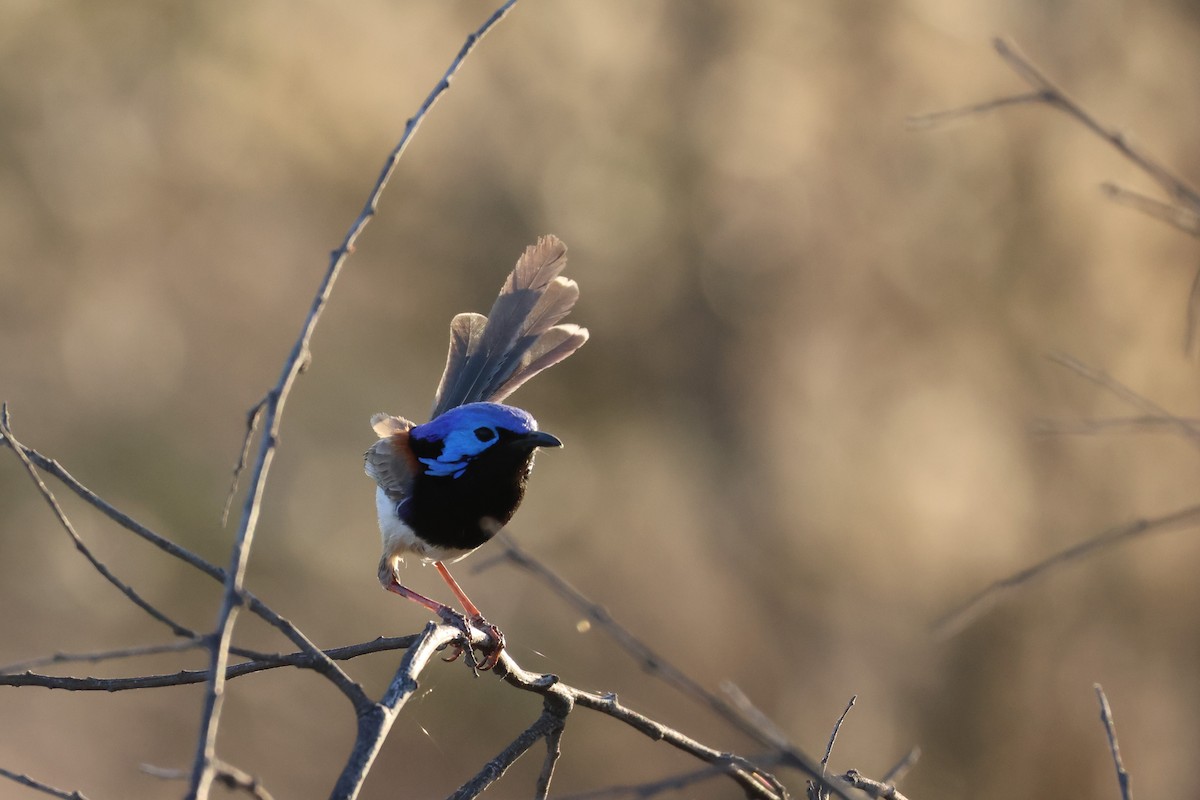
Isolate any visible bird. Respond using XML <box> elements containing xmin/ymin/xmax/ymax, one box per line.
<box><xmin>364</xmin><ymin>234</ymin><xmax>587</xmax><ymax>669</ymax></box>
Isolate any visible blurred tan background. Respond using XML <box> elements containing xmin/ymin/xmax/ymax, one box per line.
<box><xmin>4</xmin><ymin>1</ymin><xmax>1200</xmax><ymax>798</ymax></box>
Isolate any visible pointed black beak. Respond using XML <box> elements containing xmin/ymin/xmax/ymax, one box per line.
<box><xmin>521</xmin><ymin>430</ymin><xmax>563</xmax><ymax>449</ymax></box>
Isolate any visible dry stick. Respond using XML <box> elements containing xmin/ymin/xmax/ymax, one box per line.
<box><xmin>935</xmin><ymin>351</ymin><xmax>1200</xmax><ymax>638</ymax></box>
<box><xmin>143</xmin><ymin>762</ymin><xmax>275</xmax><ymax>800</ymax></box>
<box><xmin>911</xmin><ymin>38</ymin><xmax>1200</xmax><ymax>352</ymax></box>
<box><xmin>479</xmin><ymin>532</ymin><xmax>843</xmax><ymax>796</ymax></box>
<box><xmin>1094</xmin><ymin>685</ymin><xmax>1133</xmax><ymax>800</ymax></box>
<box><xmin>1100</xmin><ymin>183</ymin><xmax>1200</xmax><ymax>238</ymax></box>
<box><xmin>879</xmin><ymin>748</ymin><xmax>920</xmax><ymax>785</ymax></box>
<box><xmin>933</xmin><ymin>499</ymin><xmax>1200</xmax><ymax>639</ymax></box>
<box><xmin>493</xmin><ymin>651</ymin><xmax>789</xmax><ymax>800</ymax></box>
<box><xmin>0</xmin><ymin>435</ymin><xmax>364</xmax><ymax>704</ymax></box>
<box><xmin>910</xmin><ymin>38</ymin><xmax>1200</xmax><ymax>212</ymax></box>
<box><xmin>448</xmin><ymin>703</ymin><xmax>570</xmax><ymax>800</ymax></box>
<box><xmin>1045</xmin><ymin>352</ymin><xmax>1200</xmax><ymax>450</ymax></box>
<box><xmin>0</xmin><ymin>767</ymin><xmax>89</xmax><ymax>800</ymax></box>
<box><xmin>1</xmin><ymin>636</ymin><xmax>419</xmax><ymax>692</ymax></box>
<box><xmin>808</xmin><ymin>696</ymin><xmax>857</xmax><ymax>800</ymax></box>
<box><xmin>836</xmin><ymin>770</ymin><xmax>911</xmax><ymax>800</ymax></box>
<box><xmin>328</xmin><ymin>622</ymin><xmax>471</xmax><ymax>800</ymax></box>
<box><xmin>1031</xmin><ymin>415</ymin><xmax>1200</xmax><ymax>436</ymax></box>
<box><xmin>0</xmin><ymin>640</ymin><xmax>206</xmax><ymax>675</ymax></box>
<box><xmin>536</xmin><ymin>717</ymin><xmax>566</xmax><ymax>799</ymax></box>
<box><xmin>551</xmin><ymin>758</ymin><xmax>785</xmax><ymax>800</ymax></box>
<box><xmin>185</xmin><ymin>0</ymin><xmax>523</xmax><ymax>791</ymax></box>
<box><xmin>0</xmin><ymin>409</ymin><xmax>197</xmax><ymax>640</ymax></box>
<box><xmin>222</xmin><ymin>398</ymin><xmax>266</xmax><ymax>527</ymax></box>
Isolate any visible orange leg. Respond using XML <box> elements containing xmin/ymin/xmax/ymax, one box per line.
<box><xmin>434</xmin><ymin>561</ymin><xmax>484</xmax><ymax>617</ymax></box>
<box><xmin>434</xmin><ymin>561</ymin><xmax>506</xmax><ymax>671</ymax></box>
<box><xmin>383</xmin><ymin>576</ymin><xmax>448</xmax><ymax>614</ymax></box>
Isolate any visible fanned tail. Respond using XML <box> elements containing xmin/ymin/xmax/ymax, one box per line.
<box><xmin>430</xmin><ymin>235</ymin><xmax>588</xmax><ymax>418</ymax></box>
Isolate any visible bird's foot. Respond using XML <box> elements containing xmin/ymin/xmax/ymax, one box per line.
<box><xmin>437</xmin><ymin>608</ymin><xmax>505</xmax><ymax>674</ymax></box>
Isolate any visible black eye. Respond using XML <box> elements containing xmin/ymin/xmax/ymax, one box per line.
<box><xmin>474</xmin><ymin>426</ymin><xmax>496</xmax><ymax>443</ymax></box>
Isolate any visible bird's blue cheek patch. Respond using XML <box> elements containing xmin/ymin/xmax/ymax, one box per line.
<box><xmin>418</xmin><ymin>457</ymin><xmax>468</xmax><ymax>479</ymax></box>
<box><xmin>415</xmin><ymin>427</ymin><xmax>497</xmax><ymax>479</ymax></box>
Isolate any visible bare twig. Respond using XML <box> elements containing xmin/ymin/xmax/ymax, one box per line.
<box><xmin>222</xmin><ymin>398</ymin><xmax>266</xmax><ymax>528</ymax></box>
<box><xmin>0</xmin><ymin>640</ymin><xmax>206</xmax><ymax>675</ymax></box>
<box><xmin>1</xmin><ymin>635</ymin><xmax>419</xmax><ymax>692</ymax></box>
<box><xmin>186</xmin><ymin>3</ymin><xmax>522</xmax><ymax>794</ymax></box>
<box><xmin>1045</xmin><ymin>352</ymin><xmax>1200</xmax><ymax>449</ymax></box>
<box><xmin>836</xmin><ymin>770</ymin><xmax>910</xmax><ymax>800</ymax></box>
<box><xmin>1094</xmin><ymin>685</ymin><xmax>1133</xmax><ymax>800</ymax></box>
<box><xmin>933</xmin><ymin>500</ymin><xmax>1200</xmax><ymax>638</ymax></box>
<box><xmin>911</xmin><ymin>37</ymin><xmax>1200</xmax><ymax>351</ymax></box>
<box><xmin>495</xmin><ymin>652</ymin><xmax>790</xmax><ymax>800</ymax></box>
<box><xmin>0</xmin><ymin>435</ymin><xmax>362</xmax><ymax>699</ymax></box>
<box><xmin>879</xmin><ymin>748</ymin><xmax>920</xmax><ymax>785</ymax></box>
<box><xmin>911</xmin><ymin>38</ymin><xmax>1200</xmax><ymax>213</ymax></box>
<box><xmin>449</xmin><ymin>701</ymin><xmax>570</xmax><ymax>800</ymax></box>
<box><xmin>536</xmin><ymin>716</ymin><xmax>566</xmax><ymax>800</ymax></box>
<box><xmin>0</xmin><ymin>408</ymin><xmax>198</xmax><ymax>640</ymax></box>
<box><xmin>329</xmin><ymin>622</ymin><xmax>480</xmax><ymax>800</ymax></box>
<box><xmin>1031</xmin><ymin>415</ymin><xmax>1200</xmax><ymax>436</ymax></box>
<box><xmin>144</xmin><ymin>761</ymin><xmax>274</xmax><ymax>800</ymax></box>
<box><xmin>808</xmin><ymin>696</ymin><xmax>856</xmax><ymax>800</ymax></box>
<box><xmin>478</xmin><ymin>532</ymin><xmax>835</xmax><ymax>793</ymax></box>
<box><xmin>0</xmin><ymin>766</ymin><xmax>89</xmax><ymax>800</ymax></box>
<box><xmin>822</xmin><ymin>697</ymin><xmax>856</xmax><ymax>771</ymax></box>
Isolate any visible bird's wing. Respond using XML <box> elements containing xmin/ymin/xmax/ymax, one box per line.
<box><xmin>364</xmin><ymin>413</ymin><xmax>418</xmax><ymax>501</ymax></box>
<box><xmin>430</xmin><ymin>234</ymin><xmax>588</xmax><ymax>418</ymax></box>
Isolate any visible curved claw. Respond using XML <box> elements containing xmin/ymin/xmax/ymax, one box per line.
<box><xmin>472</xmin><ymin>617</ymin><xmax>506</xmax><ymax>672</ymax></box>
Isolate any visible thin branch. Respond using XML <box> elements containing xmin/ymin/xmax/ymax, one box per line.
<box><xmin>0</xmin><ymin>640</ymin><xmax>205</xmax><ymax>675</ymax></box>
<box><xmin>477</xmin><ymin>532</ymin><xmax>835</xmax><ymax>792</ymax></box>
<box><xmin>188</xmin><ymin>2</ymin><xmax>522</xmax><ymax>796</ymax></box>
<box><xmin>1100</xmin><ymin>182</ymin><xmax>1200</xmax><ymax>238</ymax></box>
<box><xmin>836</xmin><ymin>770</ymin><xmax>911</xmax><ymax>800</ymax></box>
<box><xmin>0</xmin><ymin>766</ymin><xmax>89</xmax><ymax>800</ymax></box>
<box><xmin>1045</xmin><ymin>352</ymin><xmax>1200</xmax><ymax>449</ymax></box>
<box><xmin>449</xmin><ymin>702</ymin><xmax>570</xmax><ymax>800</ymax></box>
<box><xmin>1</xmin><ymin>635</ymin><xmax>419</xmax><ymax>692</ymax></box>
<box><xmin>808</xmin><ymin>697</ymin><xmax>856</xmax><ymax>800</ymax></box>
<box><xmin>536</xmin><ymin>714</ymin><xmax>566</xmax><ymax>800</ymax></box>
<box><xmin>911</xmin><ymin>38</ymin><xmax>1200</xmax><ymax>213</ymax></box>
<box><xmin>329</xmin><ymin>622</ymin><xmax>470</xmax><ymax>800</ymax></box>
<box><xmin>144</xmin><ymin>761</ymin><xmax>274</xmax><ymax>800</ymax></box>
<box><xmin>553</xmin><ymin>758</ymin><xmax>787</xmax><ymax>800</ymax></box>
<box><xmin>0</xmin><ymin>408</ymin><xmax>198</xmax><ymax>639</ymax></box>
<box><xmin>879</xmin><ymin>748</ymin><xmax>920</xmax><ymax>785</ymax></box>
<box><xmin>1031</xmin><ymin>415</ymin><xmax>1200</xmax><ymax>436</ymax></box>
<box><xmin>494</xmin><ymin>652</ymin><xmax>791</xmax><ymax>800</ymax></box>
<box><xmin>933</xmin><ymin>500</ymin><xmax>1200</xmax><ymax>639</ymax></box>
<box><xmin>1094</xmin><ymin>685</ymin><xmax>1133</xmax><ymax>800</ymax></box>
<box><xmin>822</xmin><ymin>697</ymin><xmax>856</xmax><ymax>771</ymax></box>
<box><xmin>0</xmin><ymin>431</ymin><xmax>366</xmax><ymax>706</ymax></box>
<box><xmin>222</xmin><ymin>398</ymin><xmax>266</xmax><ymax>528</ymax></box>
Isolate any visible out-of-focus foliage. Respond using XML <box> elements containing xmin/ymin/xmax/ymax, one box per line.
<box><xmin>3</xmin><ymin>1</ymin><xmax>1200</xmax><ymax>798</ymax></box>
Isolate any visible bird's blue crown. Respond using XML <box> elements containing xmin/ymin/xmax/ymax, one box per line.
<box><xmin>410</xmin><ymin>402</ymin><xmax>539</xmax><ymax>479</ymax></box>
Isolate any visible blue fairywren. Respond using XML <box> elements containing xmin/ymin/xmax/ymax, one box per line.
<box><xmin>364</xmin><ymin>235</ymin><xmax>587</xmax><ymax>667</ymax></box>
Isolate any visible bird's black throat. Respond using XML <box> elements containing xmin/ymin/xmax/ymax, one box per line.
<box><xmin>405</xmin><ymin>433</ymin><xmax>539</xmax><ymax>551</ymax></box>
